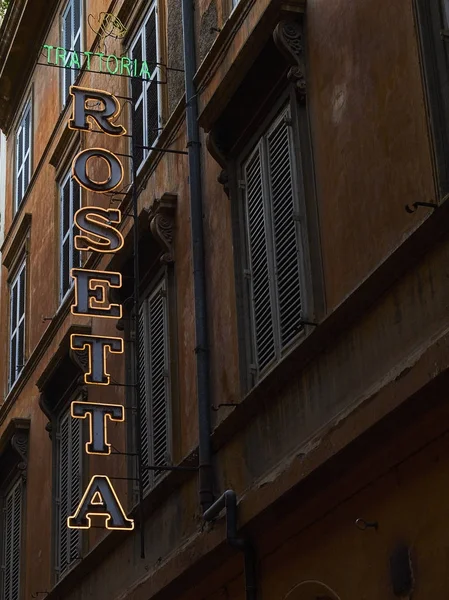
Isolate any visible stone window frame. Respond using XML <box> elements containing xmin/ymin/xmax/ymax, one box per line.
<box><xmin>207</xmin><ymin>18</ymin><xmax>324</xmax><ymax>394</ymax></box>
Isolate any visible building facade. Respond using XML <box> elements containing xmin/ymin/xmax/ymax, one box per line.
<box><xmin>0</xmin><ymin>0</ymin><xmax>449</xmax><ymax>599</ymax></box>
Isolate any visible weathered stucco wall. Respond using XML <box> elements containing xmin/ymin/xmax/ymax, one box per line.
<box><xmin>0</xmin><ymin>0</ymin><xmax>445</xmax><ymax>599</ymax></box>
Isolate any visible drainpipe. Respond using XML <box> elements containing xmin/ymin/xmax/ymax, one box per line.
<box><xmin>204</xmin><ymin>491</ymin><xmax>257</xmax><ymax>600</ymax></box>
<box><xmin>181</xmin><ymin>0</ymin><xmax>214</xmax><ymax>512</ymax></box>
<box><xmin>181</xmin><ymin>7</ymin><xmax>257</xmax><ymax>598</ymax></box>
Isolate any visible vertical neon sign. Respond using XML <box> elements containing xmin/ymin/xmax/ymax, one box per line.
<box><xmin>67</xmin><ymin>85</ymin><xmax>134</xmax><ymax>531</ymax></box>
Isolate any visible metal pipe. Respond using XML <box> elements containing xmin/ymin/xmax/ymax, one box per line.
<box><xmin>131</xmin><ymin>115</ymin><xmax>146</xmax><ymax>560</ymax></box>
<box><xmin>181</xmin><ymin>0</ymin><xmax>214</xmax><ymax>512</ymax></box>
<box><xmin>204</xmin><ymin>491</ymin><xmax>257</xmax><ymax>600</ymax></box>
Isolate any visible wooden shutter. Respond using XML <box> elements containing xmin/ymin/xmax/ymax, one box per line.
<box><xmin>267</xmin><ymin>109</ymin><xmax>303</xmax><ymax>349</ymax></box>
<box><xmin>138</xmin><ymin>307</ymin><xmax>151</xmax><ymax>491</ymax></box>
<box><xmin>60</xmin><ymin>176</ymin><xmax>71</xmax><ymax>299</ymax></box>
<box><xmin>138</xmin><ymin>277</ymin><xmax>171</xmax><ymax>491</ymax></box>
<box><xmin>9</xmin><ymin>261</ymin><xmax>26</xmax><ymax>390</ymax></box>
<box><xmin>130</xmin><ymin>3</ymin><xmax>160</xmax><ymax>171</ymax></box>
<box><xmin>62</xmin><ymin>0</ymin><xmax>82</xmax><ymax>104</ymax></box>
<box><xmin>62</xmin><ymin>2</ymin><xmax>72</xmax><ymax>103</ymax></box>
<box><xmin>242</xmin><ymin>105</ymin><xmax>305</xmax><ymax>382</ymax></box>
<box><xmin>57</xmin><ymin>411</ymin><xmax>82</xmax><ymax>579</ymax></box>
<box><xmin>2</xmin><ymin>479</ymin><xmax>23</xmax><ymax>600</ymax></box>
<box><xmin>15</xmin><ymin>103</ymin><xmax>31</xmax><ymax>209</ymax></box>
<box><xmin>60</xmin><ymin>172</ymin><xmax>82</xmax><ymax>299</ymax></box>
<box><xmin>243</xmin><ymin>145</ymin><xmax>276</xmax><ymax>374</ymax></box>
<box><xmin>23</xmin><ymin>109</ymin><xmax>31</xmax><ymax>192</ymax></box>
<box><xmin>72</xmin><ymin>179</ymin><xmax>81</xmax><ymax>270</ymax></box>
<box><xmin>145</xmin><ymin>8</ymin><xmax>159</xmax><ymax>147</ymax></box>
<box><xmin>148</xmin><ymin>279</ymin><xmax>170</xmax><ymax>479</ymax></box>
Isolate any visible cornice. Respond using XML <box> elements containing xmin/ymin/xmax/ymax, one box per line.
<box><xmin>0</xmin><ymin>0</ymin><xmax>60</xmax><ymax>134</ymax></box>
<box><xmin>195</xmin><ymin>0</ymin><xmax>305</xmax><ymax>131</ymax></box>
<box><xmin>2</xmin><ymin>212</ymin><xmax>31</xmax><ymax>270</ymax></box>
<box><xmin>0</xmin><ymin>291</ymin><xmax>87</xmax><ymax>428</ymax></box>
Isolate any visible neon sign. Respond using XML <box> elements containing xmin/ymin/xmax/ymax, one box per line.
<box><xmin>66</xmin><ymin>84</ymin><xmax>134</xmax><ymax>531</ymax></box>
<box><xmin>43</xmin><ymin>45</ymin><xmax>153</xmax><ymax>78</ymax></box>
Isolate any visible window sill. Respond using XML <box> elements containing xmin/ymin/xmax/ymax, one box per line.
<box><xmin>0</xmin><ymin>289</ymin><xmax>76</xmax><ymax>428</ymax></box>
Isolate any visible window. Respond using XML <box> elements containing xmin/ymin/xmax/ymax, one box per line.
<box><xmin>443</xmin><ymin>0</ymin><xmax>449</xmax><ymax>26</ymax></box>
<box><xmin>55</xmin><ymin>409</ymin><xmax>82</xmax><ymax>579</ymax></box>
<box><xmin>130</xmin><ymin>2</ymin><xmax>161</xmax><ymax>172</ymax></box>
<box><xmin>15</xmin><ymin>102</ymin><xmax>32</xmax><ymax>211</ymax></box>
<box><xmin>61</xmin><ymin>0</ymin><xmax>83</xmax><ymax>105</ymax></box>
<box><xmin>415</xmin><ymin>0</ymin><xmax>449</xmax><ymax>195</ymax></box>
<box><xmin>9</xmin><ymin>260</ymin><xmax>26</xmax><ymax>390</ymax></box>
<box><xmin>138</xmin><ymin>276</ymin><xmax>172</xmax><ymax>492</ymax></box>
<box><xmin>60</xmin><ymin>169</ymin><xmax>81</xmax><ymax>301</ymax></box>
<box><xmin>240</xmin><ymin>105</ymin><xmax>306</xmax><ymax>384</ymax></box>
<box><xmin>1</xmin><ymin>479</ymin><xmax>23</xmax><ymax>600</ymax></box>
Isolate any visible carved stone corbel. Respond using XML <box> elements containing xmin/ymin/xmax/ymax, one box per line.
<box><xmin>148</xmin><ymin>193</ymin><xmax>177</xmax><ymax>264</ymax></box>
<box><xmin>273</xmin><ymin>20</ymin><xmax>306</xmax><ymax>102</ymax></box>
<box><xmin>206</xmin><ymin>131</ymin><xmax>230</xmax><ymax>196</ymax></box>
<box><xmin>11</xmin><ymin>431</ymin><xmax>28</xmax><ymax>475</ymax></box>
<box><xmin>70</xmin><ymin>346</ymin><xmax>90</xmax><ymax>375</ymax></box>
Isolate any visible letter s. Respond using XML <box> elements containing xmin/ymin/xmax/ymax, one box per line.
<box><xmin>74</xmin><ymin>207</ymin><xmax>124</xmax><ymax>253</ymax></box>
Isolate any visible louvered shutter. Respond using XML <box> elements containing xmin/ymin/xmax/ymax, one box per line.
<box><xmin>72</xmin><ymin>179</ymin><xmax>81</xmax><ymax>270</ymax></box>
<box><xmin>60</xmin><ymin>176</ymin><xmax>71</xmax><ymax>298</ymax></box>
<box><xmin>15</xmin><ymin>103</ymin><xmax>31</xmax><ymax>210</ymax></box>
<box><xmin>60</xmin><ymin>172</ymin><xmax>82</xmax><ymax>300</ymax></box>
<box><xmin>23</xmin><ymin>109</ymin><xmax>30</xmax><ymax>192</ymax></box>
<box><xmin>267</xmin><ymin>110</ymin><xmax>303</xmax><ymax>348</ymax></box>
<box><xmin>138</xmin><ymin>278</ymin><xmax>171</xmax><ymax>492</ymax></box>
<box><xmin>9</xmin><ymin>261</ymin><xmax>26</xmax><ymax>390</ymax></box>
<box><xmin>243</xmin><ymin>145</ymin><xmax>276</xmax><ymax>375</ymax></box>
<box><xmin>62</xmin><ymin>0</ymin><xmax>82</xmax><ymax>104</ymax></box>
<box><xmin>130</xmin><ymin>3</ymin><xmax>160</xmax><ymax>172</ymax></box>
<box><xmin>131</xmin><ymin>35</ymin><xmax>145</xmax><ymax>169</ymax></box>
<box><xmin>2</xmin><ymin>479</ymin><xmax>23</xmax><ymax>600</ymax></box>
<box><xmin>138</xmin><ymin>307</ymin><xmax>151</xmax><ymax>490</ymax></box>
<box><xmin>145</xmin><ymin>9</ymin><xmax>159</xmax><ymax>147</ymax></box>
<box><xmin>62</xmin><ymin>3</ymin><xmax>72</xmax><ymax>103</ymax></box>
<box><xmin>16</xmin><ymin>125</ymin><xmax>23</xmax><ymax>204</ymax></box>
<box><xmin>57</xmin><ymin>411</ymin><xmax>82</xmax><ymax>579</ymax></box>
<box><xmin>148</xmin><ymin>279</ymin><xmax>170</xmax><ymax>480</ymax></box>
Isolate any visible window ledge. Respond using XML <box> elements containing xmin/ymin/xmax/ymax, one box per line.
<box><xmin>0</xmin><ymin>290</ymin><xmax>78</xmax><ymax>428</ymax></box>
<box><xmin>211</xmin><ymin>194</ymin><xmax>449</xmax><ymax>452</ymax></box>
<box><xmin>195</xmin><ymin>0</ymin><xmax>305</xmax><ymax>131</ymax></box>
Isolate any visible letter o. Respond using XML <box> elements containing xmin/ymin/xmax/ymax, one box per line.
<box><xmin>72</xmin><ymin>148</ymin><xmax>124</xmax><ymax>193</ymax></box>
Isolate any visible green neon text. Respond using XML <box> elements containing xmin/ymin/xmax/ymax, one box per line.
<box><xmin>43</xmin><ymin>45</ymin><xmax>155</xmax><ymax>79</ymax></box>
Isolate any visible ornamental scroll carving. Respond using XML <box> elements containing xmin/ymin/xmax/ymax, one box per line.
<box><xmin>273</xmin><ymin>20</ymin><xmax>306</xmax><ymax>102</ymax></box>
<box><xmin>11</xmin><ymin>431</ymin><xmax>29</xmax><ymax>476</ymax></box>
<box><xmin>148</xmin><ymin>193</ymin><xmax>177</xmax><ymax>264</ymax></box>
<box><xmin>70</xmin><ymin>346</ymin><xmax>90</xmax><ymax>374</ymax></box>
<box><xmin>206</xmin><ymin>131</ymin><xmax>230</xmax><ymax>196</ymax></box>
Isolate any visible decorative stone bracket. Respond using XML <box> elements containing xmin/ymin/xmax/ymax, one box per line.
<box><xmin>273</xmin><ymin>19</ymin><xmax>306</xmax><ymax>102</ymax></box>
<box><xmin>148</xmin><ymin>193</ymin><xmax>177</xmax><ymax>264</ymax></box>
<box><xmin>206</xmin><ymin>131</ymin><xmax>230</xmax><ymax>196</ymax></box>
<box><xmin>0</xmin><ymin>418</ymin><xmax>30</xmax><ymax>482</ymax></box>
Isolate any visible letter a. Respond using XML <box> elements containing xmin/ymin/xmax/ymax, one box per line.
<box><xmin>68</xmin><ymin>475</ymin><xmax>134</xmax><ymax>530</ymax></box>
